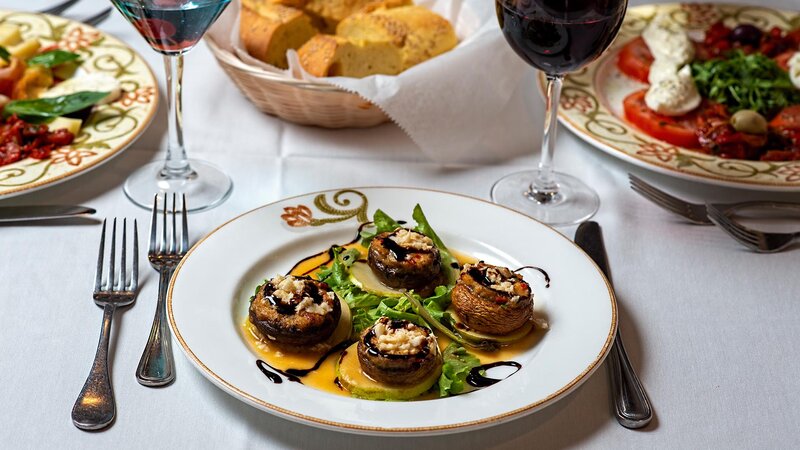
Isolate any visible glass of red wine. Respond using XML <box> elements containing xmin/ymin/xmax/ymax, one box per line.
<box><xmin>493</xmin><ymin>0</ymin><xmax>627</xmax><ymax>225</ymax></box>
<box><xmin>111</xmin><ymin>0</ymin><xmax>232</xmax><ymax>211</ymax></box>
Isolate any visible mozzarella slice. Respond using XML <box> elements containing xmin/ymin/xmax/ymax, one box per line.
<box><xmin>642</xmin><ymin>13</ymin><xmax>695</xmax><ymax>66</ymax></box>
<box><xmin>40</xmin><ymin>73</ymin><xmax>122</xmax><ymax>104</ymax></box>
<box><xmin>645</xmin><ymin>65</ymin><xmax>701</xmax><ymax>116</ymax></box>
<box><xmin>789</xmin><ymin>52</ymin><xmax>800</xmax><ymax>90</ymax></box>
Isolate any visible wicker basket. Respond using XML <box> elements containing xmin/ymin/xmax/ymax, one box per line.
<box><xmin>206</xmin><ymin>37</ymin><xmax>390</xmax><ymax>128</ymax></box>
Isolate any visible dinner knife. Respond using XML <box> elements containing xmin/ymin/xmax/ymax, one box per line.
<box><xmin>0</xmin><ymin>205</ymin><xmax>96</xmax><ymax>223</ymax></box>
<box><xmin>575</xmin><ymin>221</ymin><xmax>653</xmax><ymax>429</ymax></box>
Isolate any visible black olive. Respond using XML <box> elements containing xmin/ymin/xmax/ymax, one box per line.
<box><xmin>730</xmin><ymin>24</ymin><xmax>763</xmax><ymax>47</ymax></box>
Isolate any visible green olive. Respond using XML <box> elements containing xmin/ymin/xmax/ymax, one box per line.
<box><xmin>730</xmin><ymin>109</ymin><xmax>768</xmax><ymax>134</ymax></box>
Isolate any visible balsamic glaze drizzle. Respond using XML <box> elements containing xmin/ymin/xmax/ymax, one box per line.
<box><xmin>256</xmin><ymin>360</ymin><xmax>285</xmax><ymax>384</ymax></box>
<box><xmin>284</xmin><ymin>340</ymin><xmax>351</xmax><ymax>377</ymax></box>
<box><xmin>514</xmin><ymin>265</ymin><xmax>551</xmax><ymax>288</ymax></box>
<box><xmin>466</xmin><ymin>361</ymin><xmax>522</xmax><ymax>388</ymax></box>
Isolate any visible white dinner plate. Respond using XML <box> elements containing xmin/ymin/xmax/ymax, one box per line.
<box><xmin>168</xmin><ymin>187</ymin><xmax>616</xmax><ymax>436</ymax></box>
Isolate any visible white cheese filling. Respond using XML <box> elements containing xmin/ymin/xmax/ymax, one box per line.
<box><xmin>372</xmin><ymin>320</ymin><xmax>430</xmax><ymax>355</ymax></box>
<box><xmin>645</xmin><ymin>65</ymin><xmax>702</xmax><ymax>116</ymax></box>
<box><xmin>269</xmin><ymin>275</ymin><xmax>333</xmax><ymax>316</ymax></box>
<box><xmin>789</xmin><ymin>52</ymin><xmax>800</xmax><ymax>90</ymax></box>
<box><xmin>40</xmin><ymin>73</ymin><xmax>122</xmax><ymax>105</ymax></box>
<box><xmin>389</xmin><ymin>229</ymin><xmax>434</xmax><ymax>251</ymax></box>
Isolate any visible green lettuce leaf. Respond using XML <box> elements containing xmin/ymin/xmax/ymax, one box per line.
<box><xmin>359</xmin><ymin>209</ymin><xmax>401</xmax><ymax>245</ymax></box>
<box><xmin>439</xmin><ymin>342</ymin><xmax>481</xmax><ymax>396</ymax></box>
<box><xmin>412</xmin><ymin>204</ymin><xmax>456</xmax><ymax>283</ymax></box>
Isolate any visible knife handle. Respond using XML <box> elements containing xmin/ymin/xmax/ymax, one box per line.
<box><xmin>608</xmin><ymin>329</ymin><xmax>653</xmax><ymax>429</ymax></box>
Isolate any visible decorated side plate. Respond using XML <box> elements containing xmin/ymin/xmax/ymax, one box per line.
<box><xmin>0</xmin><ymin>11</ymin><xmax>157</xmax><ymax>199</ymax></box>
<box><xmin>551</xmin><ymin>3</ymin><xmax>800</xmax><ymax>191</ymax></box>
<box><xmin>168</xmin><ymin>187</ymin><xmax>616</xmax><ymax>435</ymax></box>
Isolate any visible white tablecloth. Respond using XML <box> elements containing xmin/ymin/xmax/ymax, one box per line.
<box><xmin>2</xmin><ymin>0</ymin><xmax>799</xmax><ymax>448</ymax></box>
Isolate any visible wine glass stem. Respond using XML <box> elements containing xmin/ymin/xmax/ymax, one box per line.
<box><xmin>528</xmin><ymin>73</ymin><xmax>564</xmax><ymax>204</ymax></box>
<box><xmin>161</xmin><ymin>54</ymin><xmax>193</xmax><ymax>179</ymax></box>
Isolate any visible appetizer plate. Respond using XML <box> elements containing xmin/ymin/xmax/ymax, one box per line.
<box><xmin>549</xmin><ymin>3</ymin><xmax>800</xmax><ymax>191</ymax></box>
<box><xmin>168</xmin><ymin>187</ymin><xmax>616</xmax><ymax>436</ymax></box>
<box><xmin>0</xmin><ymin>11</ymin><xmax>157</xmax><ymax>199</ymax></box>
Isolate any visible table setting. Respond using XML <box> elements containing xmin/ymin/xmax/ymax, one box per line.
<box><xmin>1</xmin><ymin>0</ymin><xmax>799</xmax><ymax>448</ymax></box>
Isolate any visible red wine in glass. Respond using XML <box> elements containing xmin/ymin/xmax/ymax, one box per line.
<box><xmin>111</xmin><ymin>0</ymin><xmax>234</xmax><ymax>215</ymax></box>
<box><xmin>491</xmin><ymin>0</ymin><xmax>627</xmax><ymax>225</ymax></box>
<box><xmin>113</xmin><ymin>0</ymin><xmax>230</xmax><ymax>54</ymax></box>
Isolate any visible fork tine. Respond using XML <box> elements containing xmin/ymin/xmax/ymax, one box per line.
<box><xmin>181</xmin><ymin>194</ymin><xmax>189</xmax><ymax>254</ymax></box>
<box><xmin>170</xmin><ymin>193</ymin><xmax>177</xmax><ymax>255</ymax></box>
<box><xmin>708</xmin><ymin>206</ymin><xmax>760</xmax><ymax>245</ymax></box>
<box><xmin>630</xmin><ymin>177</ymin><xmax>690</xmax><ymax>211</ymax></box>
<box><xmin>161</xmin><ymin>193</ymin><xmax>167</xmax><ymax>253</ymax></box>
<box><xmin>630</xmin><ymin>184</ymin><xmax>687</xmax><ymax>216</ymax></box>
<box><xmin>109</xmin><ymin>219</ymin><xmax>117</xmax><ymax>291</ymax></box>
<box><xmin>39</xmin><ymin>0</ymin><xmax>80</xmax><ymax>15</ymax></box>
<box><xmin>94</xmin><ymin>219</ymin><xmax>106</xmax><ymax>292</ymax></box>
<box><xmin>131</xmin><ymin>219</ymin><xmax>139</xmax><ymax>291</ymax></box>
<box><xmin>149</xmin><ymin>194</ymin><xmax>158</xmax><ymax>254</ymax></box>
<box><xmin>120</xmin><ymin>218</ymin><xmax>127</xmax><ymax>291</ymax></box>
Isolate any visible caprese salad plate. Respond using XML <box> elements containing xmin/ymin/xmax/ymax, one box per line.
<box><xmin>551</xmin><ymin>3</ymin><xmax>800</xmax><ymax>191</ymax></box>
<box><xmin>168</xmin><ymin>187</ymin><xmax>616</xmax><ymax>436</ymax></box>
<box><xmin>0</xmin><ymin>11</ymin><xmax>157</xmax><ymax>199</ymax></box>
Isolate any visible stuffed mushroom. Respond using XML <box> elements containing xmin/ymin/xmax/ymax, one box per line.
<box><xmin>367</xmin><ymin>228</ymin><xmax>445</xmax><ymax>297</ymax></box>
<box><xmin>249</xmin><ymin>274</ymin><xmax>342</xmax><ymax>350</ymax></box>
<box><xmin>357</xmin><ymin>317</ymin><xmax>442</xmax><ymax>386</ymax></box>
<box><xmin>450</xmin><ymin>262</ymin><xmax>532</xmax><ymax>335</ymax></box>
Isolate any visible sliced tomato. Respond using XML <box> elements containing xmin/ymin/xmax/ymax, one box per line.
<box><xmin>774</xmin><ymin>51</ymin><xmax>794</xmax><ymax>71</ymax></box>
<box><xmin>770</xmin><ymin>105</ymin><xmax>800</xmax><ymax>133</ymax></box>
<box><xmin>617</xmin><ymin>37</ymin><xmax>653</xmax><ymax>84</ymax></box>
<box><xmin>623</xmin><ymin>90</ymin><xmax>701</xmax><ymax>148</ymax></box>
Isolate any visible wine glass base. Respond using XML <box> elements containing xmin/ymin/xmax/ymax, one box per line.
<box><xmin>123</xmin><ymin>159</ymin><xmax>233</xmax><ymax>212</ymax></box>
<box><xmin>491</xmin><ymin>170</ymin><xmax>599</xmax><ymax>226</ymax></box>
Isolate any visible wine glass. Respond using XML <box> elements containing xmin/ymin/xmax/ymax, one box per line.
<box><xmin>111</xmin><ymin>0</ymin><xmax>233</xmax><ymax>211</ymax></box>
<box><xmin>493</xmin><ymin>0</ymin><xmax>627</xmax><ymax>225</ymax></box>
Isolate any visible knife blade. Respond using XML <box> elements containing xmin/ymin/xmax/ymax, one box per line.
<box><xmin>575</xmin><ymin>221</ymin><xmax>653</xmax><ymax>429</ymax></box>
<box><xmin>0</xmin><ymin>205</ymin><xmax>96</xmax><ymax>223</ymax></box>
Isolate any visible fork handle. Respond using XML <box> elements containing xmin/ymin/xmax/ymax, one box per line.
<box><xmin>72</xmin><ymin>303</ymin><xmax>116</xmax><ymax>430</ymax></box>
<box><xmin>608</xmin><ymin>329</ymin><xmax>653</xmax><ymax>429</ymax></box>
<box><xmin>136</xmin><ymin>267</ymin><xmax>175</xmax><ymax>386</ymax></box>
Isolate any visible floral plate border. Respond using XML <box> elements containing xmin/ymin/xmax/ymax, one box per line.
<box><xmin>548</xmin><ymin>3</ymin><xmax>800</xmax><ymax>191</ymax></box>
<box><xmin>0</xmin><ymin>10</ymin><xmax>158</xmax><ymax>199</ymax></box>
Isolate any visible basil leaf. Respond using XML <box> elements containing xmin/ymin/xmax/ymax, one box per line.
<box><xmin>3</xmin><ymin>91</ymin><xmax>108</xmax><ymax>123</ymax></box>
<box><xmin>27</xmin><ymin>50</ymin><xmax>81</xmax><ymax>68</ymax></box>
<box><xmin>0</xmin><ymin>46</ymin><xmax>9</xmax><ymax>63</ymax></box>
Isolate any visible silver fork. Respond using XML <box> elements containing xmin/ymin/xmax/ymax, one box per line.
<box><xmin>136</xmin><ymin>193</ymin><xmax>189</xmax><ymax>386</ymax></box>
<box><xmin>629</xmin><ymin>174</ymin><xmax>800</xmax><ymax>226</ymax></box>
<box><xmin>82</xmin><ymin>7</ymin><xmax>112</xmax><ymax>27</ymax></box>
<box><xmin>72</xmin><ymin>218</ymin><xmax>139</xmax><ymax>431</ymax></box>
<box><xmin>629</xmin><ymin>174</ymin><xmax>712</xmax><ymax>224</ymax></box>
<box><xmin>39</xmin><ymin>0</ymin><xmax>81</xmax><ymax>15</ymax></box>
<box><xmin>707</xmin><ymin>204</ymin><xmax>800</xmax><ymax>253</ymax></box>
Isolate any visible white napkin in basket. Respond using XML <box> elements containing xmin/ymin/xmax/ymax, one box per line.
<box><xmin>210</xmin><ymin>0</ymin><xmax>543</xmax><ymax>163</ymax></box>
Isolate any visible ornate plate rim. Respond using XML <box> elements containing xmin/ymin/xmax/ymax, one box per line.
<box><xmin>167</xmin><ymin>186</ymin><xmax>617</xmax><ymax>436</ymax></box>
<box><xmin>546</xmin><ymin>2</ymin><xmax>800</xmax><ymax>192</ymax></box>
<box><xmin>0</xmin><ymin>10</ymin><xmax>158</xmax><ymax>199</ymax></box>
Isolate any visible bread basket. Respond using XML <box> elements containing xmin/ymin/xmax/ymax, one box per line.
<box><xmin>206</xmin><ymin>36</ymin><xmax>390</xmax><ymax>128</ymax></box>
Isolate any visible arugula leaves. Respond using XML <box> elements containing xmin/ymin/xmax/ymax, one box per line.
<box><xmin>691</xmin><ymin>50</ymin><xmax>800</xmax><ymax>116</ymax></box>
<box><xmin>27</xmin><ymin>50</ymin><xmax>81</xmax><ymax>68</ymax></box>
<box><xmin>316</xmin><ymin>206</ymin><xmax>483</xmax><ymax>397</ymax></box>
<box><xmin>3</xmin><ymin>91</ymin><xmax>108</xmax><ymax>123</ymax></box>
<box><xmin>439</xmin><ymin>343</ymin><xmax>481</xmax><ymax>396</ymax></box>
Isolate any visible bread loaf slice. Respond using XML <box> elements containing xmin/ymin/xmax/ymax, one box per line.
<box><xmin>240</xmin><ymin>0</ymin><xmax>318</xmax><ymax>69</ymax></box>
<box><xmin>337</xmin><ymin>5</ymin><xmax>457</xmax><ymax>70</ymax></box>
<box><xmin>298</xmin><ymin>34</ymin><xmax>403</xmax><ymax>77</ymax></box>
<box><xmin>303</xmin><ymin>0</ymin><xmax>409</xmax><ymax>33</ymax></box>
